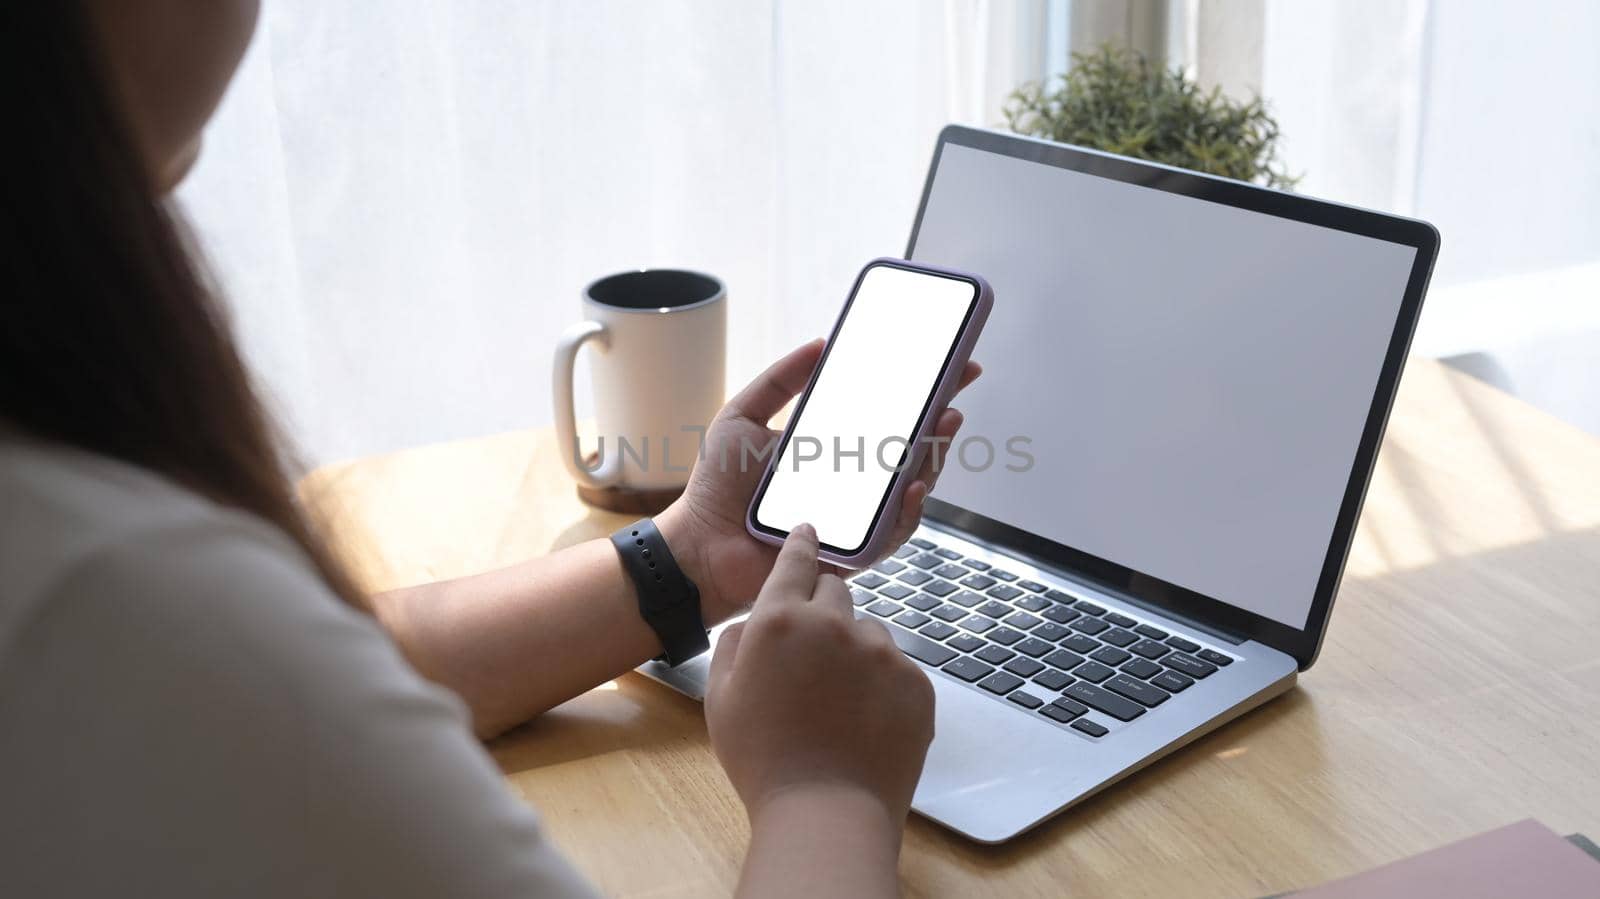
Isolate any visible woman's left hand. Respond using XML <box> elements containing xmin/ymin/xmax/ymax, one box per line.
<box><xmin>658</xmin><ymin>339</ymin><xmax>981</xmax><ymax>625</ymax></box>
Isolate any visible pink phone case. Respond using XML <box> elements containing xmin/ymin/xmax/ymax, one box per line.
<box><xmin>745</xmin><ymin>257</ymin><xmax>994</xmax><ymax>567</ymax></box>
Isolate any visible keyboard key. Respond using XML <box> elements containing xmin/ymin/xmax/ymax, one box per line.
<box><xmin>1135</xmin><ymin>624</ymin><xmax>1169</xmax><ymax>640</ymax></box>
<box><xmin>884</xmin><ymin>625</ymin><xmax>958</xmax><ymax>667</ymax></box>
<box><xmin>975</xmin><ymin>644</ymin><xmax>1015</xmax><ymax>665</ymax></box>
<box><xmin>948</xmin><ymin>590</ymin><xmax>984</xmax><ymax>608</ymax></box>
<box><xmin>987</xmin><ymin>584</ymin><xmax>1024</xmax><ymax>601</ymax></box>
<box><xmin>1057</xmin><ymin>635</ymin><xmax>1095</xmax><ymax>655</ymax></box>
<box><xmin>851</xmin><ymin>588</ymin><xmax>873</xmax><ymax>607</ymax></box>
<box><xmin>897</xmin><ymin>569</ymin><xmax>932</xmax><ymax>587</ymax></box>
<box><xmin>1007</xmin><ymin>690</ymin><xmax>1044</xmax><ymax>709</ymax></box>
<box><xmin>1071</xmin><ymin>718</ymin><xmax>1109</xmax><ymax>738</ymax></box>
<box><xmin>1032</xmin><ymin>622</ymin><xmax>1073</xmax><ymax>642</ymax></box>
<box><xmin>893</xmin><ymin>544</ymin><xmax>918</xmax><ymax>559</ymax></box>
<box><xmin>959</xmin><ymin>573</ymin><xmax>996</xmax><ymax>590</ymax></box>
<box><xmin>1003</xmin><ymin>611</ymin><xmax>1042</xmax><ymax>631</ymax></box>
<box><xmin>880</xmin><ymin>584</ymin><xmax>914</xmax><ymax>600</ymax></box>
<box><xmin>894</xmin><ymin>610</ymin><xmax>931</xmax><ymax>629</ymax></box>
<box><xmin>1040</xmin><ymin>703</ymin><xmax>1081</xmax><ymax>724</ymax></box>
<box><xmin>1091</xmin><ymin>646</ymin><xmax>1132</xmax><ymax>666</ymax></box>
<box><xmin>934</xmin><ymin>547</ymin><xmax>962</xmax><ymax>560</ymax></box>
<box><xmin>947</xmin><ymin>634</ymin><xmax>985</xmax><ymax>654</ymax></box>
<box><xmin>1196</xmin><ymin>648</ymin><xmax>1233</xmax><ymax>667</ymax></box>
<box><xmin>909</xmin><ymin>537</ymin><xmax>935</xmax><ymax>550</ymax></box>
<box><xmin>1063</xmin><ymin>682</ymin><xmax>1146</xmax><ymax>721</ymax></box>
<box><xmin>959</xmin><ymin>615</ymin><xmax>997</xmax><ymax>634</ymax></box>
<box><xmin>1105</xmin><ymin>673</ymin><xmax>1170</xmax><ymax>707</ymax></box>
<box><xmin>923</xmin><ymin>579</ymin><xmax>958</xmax><ymax>597</ymax></box>
<box><xmin>1100</xmin><ymin>628</ymin><xmax>1138</xmax><ymax>647</ymax></box>
<box><xmin>904</xmin><ymin>592</ymin><xmax>940</xmax><ymax>611</ymax></box>
<box><xmin>908</xmin><ymin>553</ymin><xmax>943</xmax><ymax>570</ymax></box>
<box><xmin>1130</xmin><ymin>638</ymin><xmax>1171</xmax><ymax>659</ymax></box>
<box><xmin>1043</xmin><ymin>649</ymin><xmax>1085</xmax><ymax>671</ymax></box>
<box><xmin>933</xmin><ymin>563</ymin><xmax>967</xmax><ymax>580</ymax></box>
<box><xmin>866</xmin><ymin>599</ymin><xmax>900</xmax><ymax>617</ymax></box>
<box><xmin>1032</xmin><ymin>669</ymin><xmax>1073</xmax><ymax>691</ymax></box>
<box><xmin>1070</xmin><ymin>616</ymin><xmax>1110</xmax><ymax>636</ymax></box>
<box><xmin>1074</xmin><ymin>600</ymin><xmax>1106</xmax><ymax>616</ymax></box>
<box><xmin>1041</xmin><ymin>606</ymin><xmax>1082</xmax><ymax>625</ymax></box>
<box><xmin>1012</xmin><ymin>637</ymin><xmax>1054</xmax><ymax>658</ymax></box>
<box><xmin>1052</xmin><ymin>697</ymin><xmax>1090</xmax><ymax>717</ymax></box>
<box><xmin>978</xmin><ymin>671</ymin><xmax>1024</xmax><ymax>695</ymax></box>
<box><xmin>1165</xmin><ymin>635</ymin><xmax>1201</xmax><ymax>653</ymax></box>
<box><xmin>854</xmin><ymin>572</ymin><xmax>888</xmax><ymax>589</ymax></box>
<box><xmin>1103</xmin><ymin>611</ymin><xmax>1137</xmax><ymax>628</ymax></box>
<box><xmin>931</xmin><ymin>604</ymin><xmax>968</xmax><ymax>623</ymax></box>
<box><xmin>1044</xmin><ymin>589</ymin><xmax>1076</xmax><ymax>605</ymax></box>
<box><xmin>1017</xmin><ymin>579</ymin><xmax>1048</xmax><ymax>593</ymax></box>
<box><xmin>990</xmin><ymin>568</ymin><xmax>1018</xmax><ymax>582</ymax></box>
<box><xmin>1120</xmin><ymin>658</ymin><xmax>1162</xmax><ymax>679</ymax></box>
<box><xmin>872</xmin><ymin>559</ymin><xmax>906</xmax><ymax>575</ymax></box>
<box><xmin>919</xmin><ymin>621</ymin><xmax>958</xmax><ymax>641</ymax></box>
<box><xmin>1151</xmin><ymin>670</ymin><xmax>1194</xmax><ymax>693</ymax></box>
<box><xmin>976</xmin><ymin>600</ymin><xmax>1012</xmax><ymax>619</ymax></box>
<box><xmin>1073</xmin><ymin>661</ymin><xmax>1115</xmax><ymax>683</ymax></box>
<box><xmin>1004</xmin><ymin>657</ymin><xmax>1045</xmax><ymax>677</ymax></box>
<box><xmin>942</xmin><ymin>656</ymin><xmax>994</xmax><ymax>683</ymax></box>
<box><xmin>1163</xmin><ymin>653</ymin><xmax>1218</xmax><ymax>679</ymax></box>
<box><xmin>1015</xmin><ymin>594</ymin><xmax>1051</xmax><ymax>612</ymax></box>
<box><xmin>963</xmin><ymin>559</ymin><xmax>991</xmax><ymax>571</ymax></box>
<box><xmin>988</xmin><ymin>627</ymin><xmax>1025</xmax><ymax>646</ymax></box>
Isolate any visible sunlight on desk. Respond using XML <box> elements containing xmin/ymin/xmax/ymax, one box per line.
<box><xmin>1347</xmin><ymin>357</ymin><xmax>1600</xmax><ymax>579</ymax></box>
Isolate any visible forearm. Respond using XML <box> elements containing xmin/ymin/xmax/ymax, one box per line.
<box><xmin>738</xmin><ymin>785</ymin><xmax>906</xmax><ymax>899</ymax></box>
<box><xmin>370</xmin><ymin>509</ymin><xmax>704</xmax><ymax>739</ymax></box>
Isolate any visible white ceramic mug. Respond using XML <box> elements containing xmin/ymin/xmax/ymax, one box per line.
<box><xmin>552</xmin><ymin>269</ymin><xmax>727</xmax><ymax>493</ymax></box>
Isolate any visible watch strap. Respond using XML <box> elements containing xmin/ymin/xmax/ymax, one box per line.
<box><xmin>610</xmin><ymin>518</ymin><xmax>709</xmax><ymax>666</ymax></box>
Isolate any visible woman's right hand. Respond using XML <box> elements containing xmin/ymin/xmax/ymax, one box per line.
<box><xmin>705</xmin><ymin>523</ymin><xmax>935</xmax><ymax>833</ymax></box>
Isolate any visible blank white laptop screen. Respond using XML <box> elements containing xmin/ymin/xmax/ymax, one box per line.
<box><xmin>911</xmin><ymin>143</ymin><xmax>1417</xmax><ymax>630</ymax></box>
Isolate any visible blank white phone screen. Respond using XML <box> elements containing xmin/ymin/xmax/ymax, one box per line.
<box><xmin>756</xmin><ymin>265</ymin><xmax>977</xmax><ymax>553</ymax></box>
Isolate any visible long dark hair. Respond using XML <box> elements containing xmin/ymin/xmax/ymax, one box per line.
<box><xmin>0</xmin><ymin>4</ymin><xmax>362</xmax><ymax>607</ymax></box>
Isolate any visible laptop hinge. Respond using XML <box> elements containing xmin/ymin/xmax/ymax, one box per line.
<box><xmin>922</xmin><ymin>521</ymin><xmax>1249</xmax><ymax>646</ymax></box>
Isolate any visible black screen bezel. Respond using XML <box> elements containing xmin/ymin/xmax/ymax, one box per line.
<box><xmin>750</xmin><ymin>259</ymin><xmax>981</xmax><ymax>556</ymax></box>
<box><xmin>907</xmin><ymin>125</ymin><xmax>1439</xmax><ymax>670</ymax></box>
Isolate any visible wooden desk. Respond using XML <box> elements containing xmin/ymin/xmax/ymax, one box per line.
<box><xmin>301</xmin><ymin>359</ymin><xmax>1600</xmax><ymax>897</ymax></box>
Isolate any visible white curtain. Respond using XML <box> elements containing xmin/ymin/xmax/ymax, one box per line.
<box><xmin>1255</xmin><ymin>0</ymin><xmax>1600</xmax><ymax>432</ymax></box>
<box><xmin>178</xmin><ymin>0</ymin><xmax>1039</xmax><ymax>467</ymax></box>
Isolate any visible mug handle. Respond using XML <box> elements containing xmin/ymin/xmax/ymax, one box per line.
<box><xmin>552</xmin><ymin>321</ymin><xmax>622</xmax><ymax>489</ymax></box>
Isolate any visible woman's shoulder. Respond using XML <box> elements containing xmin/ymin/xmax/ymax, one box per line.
<box><xmin>0</xmin><ymin>435</ymin><xmax>397</xmax><ymax>721</ymax></box>
<box><xmin>0</xmin><ymin>438</ymin><xmax>599</xmax><ymax>898</ymax></box>
<box><xmin>0</xmin><ymin>436</ymin><xmax>307</xmax><ymax>640</ymax></box>
<box><xmin>0</xmin><ymin>436</ymin><xmax>419</xmax><ymax>722</ymax></box>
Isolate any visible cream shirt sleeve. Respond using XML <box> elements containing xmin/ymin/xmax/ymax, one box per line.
<box><xmin>0</xmin><ymin>520</ymin><xmax>600</xmax><ymax>899</ymax></box>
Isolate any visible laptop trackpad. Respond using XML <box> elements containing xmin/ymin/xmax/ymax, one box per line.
<box><xmin>637</xmin><ymin>654</ymin><xmax>711</xmax><ymax>700</ymax></box>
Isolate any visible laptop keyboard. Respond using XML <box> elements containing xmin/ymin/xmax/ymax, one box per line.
<box><xmin>852</xmin><ymin>533</ymin><xmax>1238</xmax><ymax>740</ymax></box>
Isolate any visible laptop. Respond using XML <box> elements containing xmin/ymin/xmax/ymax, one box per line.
<box><xmin>643</xmin><ymin>125</ymin><xmax>1440</xmax><ymax>843</ymax></box>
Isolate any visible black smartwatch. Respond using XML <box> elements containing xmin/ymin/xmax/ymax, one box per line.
<box><xmin>610</xmin><ymin>518</ymin><xmax>709</xmax><ymax>667</ymax></box>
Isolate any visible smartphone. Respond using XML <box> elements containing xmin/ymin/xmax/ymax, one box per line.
<box><xmin>746</xmin><ymin>258</ymin><xmax>993</xmax><ymax>566</ymax></box>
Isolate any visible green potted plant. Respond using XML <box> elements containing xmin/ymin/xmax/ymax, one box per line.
<box><xmin>1003</xmin><ymin>44</ymin><xmax>1298</xmax><ymax>189</ymax></box>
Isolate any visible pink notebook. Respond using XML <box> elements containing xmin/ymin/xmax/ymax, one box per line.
<box><xmin>1295</xmin><ymin>819</ymin><xmax>1600</xmax><ymax>898</ymax></box>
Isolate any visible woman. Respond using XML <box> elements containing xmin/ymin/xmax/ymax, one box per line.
<box><xmin>0</xmin><ymin>3</ymin><xmax>981</xmax><ymax>897</ymax></box>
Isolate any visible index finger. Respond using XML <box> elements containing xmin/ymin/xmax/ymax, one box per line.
<box><xmin>956</xmin><ymin>360</ymin><xmax>982</xmax><ymax>392</ymax></box>
<box><xmin>752</xmin><ymin>523</ymin><xmax>821</xmax><ymax>614</ymax></box>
